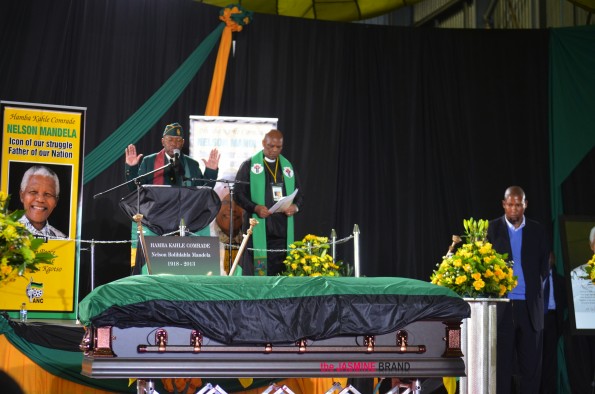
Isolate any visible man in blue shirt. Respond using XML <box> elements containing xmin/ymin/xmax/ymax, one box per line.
<box><xmin>487</xmin><ymin>186</ymin><xmax>550</xmax><ymax>393</ymax></box>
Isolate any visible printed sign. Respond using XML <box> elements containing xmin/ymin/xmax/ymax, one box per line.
<box><xmin>0</xmin><ymin>101</ymin><xmax>85</xmax><ymax>319</ymax></box>
<box><xmin>144</xmin><ymin>236</ymin><xmax>220</xmax><ymax>275</ymax></box>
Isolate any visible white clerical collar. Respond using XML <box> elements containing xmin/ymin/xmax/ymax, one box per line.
<box><xmin>264</xmin><ymin>157</ymin><xmax>276</xmax><ymax>163</ymax></box>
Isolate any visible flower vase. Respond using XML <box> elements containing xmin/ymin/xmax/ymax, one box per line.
<box><xmin>459</xmin><ymin>298</ymin><xmax>509</xmax><ymax>394</ymax></box>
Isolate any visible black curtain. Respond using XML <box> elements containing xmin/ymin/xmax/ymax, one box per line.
<box><xmin>222</xmin><ymin>20</ymin><xmax>551</xmax><ymax>279</ymax></box>
<box><xmin>1</xmin><ymin>0</ymin><xmax>551</xmax><ymax>299</ymax></box>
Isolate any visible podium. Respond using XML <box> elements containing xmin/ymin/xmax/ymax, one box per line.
<box><xmin>119</xmin><ymin>185</ymin><xmax>221</xmax><ymax>274</ymax></box>
<box><xmin>119</xmin><ymin>185</ymin><xmax>220</xmax><ymax>235</ymax></box>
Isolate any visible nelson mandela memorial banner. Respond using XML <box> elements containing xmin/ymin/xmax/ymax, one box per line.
<box><xmin>0</xmin><ymin>101</ymin><xmax>85</xmax><ymax>319</ymax></box>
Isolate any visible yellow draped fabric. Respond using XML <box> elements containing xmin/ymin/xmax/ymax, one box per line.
<box><xmin>1</xmin><ymin>334</ymin><xmax>347</xmax><ymax>394</ymax></box>
<box><xmin>0</xmin><ymin>335</ymin><xmax>354</xmax><ymax>394</ymax></box>
<box><xmin>205</xmin><ymin>6</ymin><xmax>252</xmax><ymax>116</ymax></box>
<box><xmin>0</xmin><ymin>335</ymin><xmax>114</xmax><ymax>394</ymax></box>
<box><xmin>443</xmin><ymin>377</ymin><xmax>457</xmax><ymax>394</ymax></box>
<box><xmin>234</xmin><ymin>377</ymin><xmax>348</xmax><ymax>393</ymax></box>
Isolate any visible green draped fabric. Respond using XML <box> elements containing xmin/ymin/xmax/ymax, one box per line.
<box><xmin>549</xmin><ymin>24</ymin><xmax>595</xmax><ymax>269</ymax></box>
<box><xmin>83</xmin><ymin>23</ymin><xmax>224</xmax><ymax>184</ymax></box>
<box><xmin>0</xmin><ymin>316</ymin><xmax>131</xmax><ymax>392</ymax></box>
<box><xmin>548</xmin><ymin>24</ymin><xmax>595</xmax><ymax>394</ymax></box>
<box><xmin>78</xmin><ymin>275</ymin><xmax>464</xmax><ymax>325</ymax></box>
<box><xmin>0</xmin><ymin>315</ymin><xmax>278</xmax><ymax>393</ymax></box>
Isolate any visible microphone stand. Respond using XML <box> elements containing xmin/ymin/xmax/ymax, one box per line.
<box><xmin>187</xmin><ymin>177</ymin><xmax>249</xmax><ymax>273</ymax></box>
<box><xmin>93</xmin><ymin>162</ymin><xmax>175</xmax><ymax>199</ymax></box>
<box><xmin>93</xmin><ymin>162</ymin><xmax>174</xmax><ymax>276</ymax></box>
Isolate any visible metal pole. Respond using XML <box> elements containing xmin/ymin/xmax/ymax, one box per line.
<box><xmin>90</xmin><ymin>239</ymin><xmax>95</xmax><ymax>290</ymax></box>
<box><xmin>136</xmin><ymin>379</ymin><xmax>156</xmax><ymax>394</ymax></box>
<box><xmin>353</xmin><ymin>224</ymin><xmax>360</xmax><ymax>277</ymax></box>
<box><xmin>330</xmin><ymin>229</ymin><xmax>337</xmax><ymax>260</ymax></box>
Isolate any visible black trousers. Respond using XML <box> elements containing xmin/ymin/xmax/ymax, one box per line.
<box><xmin>497</xmin><ymin>300</ymin><xmax>543</xmax><ymax>394</ymax></box>
<box><xmin>240</xmin><ymin>236</ymin><xmax>286</xmax><ymax>276</ymax></box>
<box><xmin>539</xmin><ymin>310</ymin><xmax>560</xmax><ymax>393</ymax></box>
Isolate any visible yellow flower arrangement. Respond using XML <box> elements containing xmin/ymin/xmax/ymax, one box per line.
<box><xmin>282</xmin><ymin>234</ymin><xmax>343</xmax><ymax>277</ymax></box>
<box><xmin>0</xmin><ymin>192</ymin><xmax>56</xmax><ymax>287</ymax></box>
<box><xmin>430</xmin><ymin>218</ymin><xmax>518</xmax><ymax>298</ymax></box>
<box><xmin>585</xmin><ymin>253</ymin><xmax>595</xmax><ymax>283</ymax></box>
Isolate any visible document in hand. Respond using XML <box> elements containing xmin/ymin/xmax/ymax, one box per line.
<box><xmin>269</xmin><ymin>189</ymin><xmax>299</xmax><ymax>213</ymax></box>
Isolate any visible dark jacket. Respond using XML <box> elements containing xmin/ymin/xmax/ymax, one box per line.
<box><xmin>487</xmin><ymin>216</ymin><xmax>550</xmax><ymax>331</ymax></box>
<box><xmin>125</xmin><ymin>150</ymin><xmax>217</xmax><ymax>189</ymax></box>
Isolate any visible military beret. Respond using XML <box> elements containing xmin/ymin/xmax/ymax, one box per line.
<box><xmin>163</xmin><ymin>123</ymin><xmax>184</xmax><ymax>137</ymax></box>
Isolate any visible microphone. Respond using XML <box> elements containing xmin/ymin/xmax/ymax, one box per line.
<box><xmin>171</xmin><ymin>149</ymin><xmax>181</xmax><ymax>170</ymax></box>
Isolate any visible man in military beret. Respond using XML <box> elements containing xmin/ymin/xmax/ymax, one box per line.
<box><xmin>124</xmin><ymin>122</ymin><xmax>220</xmax><ymax>188</ymax></box>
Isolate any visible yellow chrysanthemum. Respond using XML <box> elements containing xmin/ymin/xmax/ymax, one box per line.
<box><xmin>483</xmin><ymin>255</ymin><xmax>495</xmax><ymax>263</ymax></box>
<box><xmin>499</xmin><ymin>285</ymin><xmax>507</xmax><ymax>296</ymax></box>
<box><xmin>494</xmin><ymin>268</ymin><xmax>506</xmax><ymax>280</ymax></box>
<box><xmin>473</xmin><ymin>279</ymin><xmax>485</xmax><ymax>290</ymax></box>
<box><xmin>479</xmin><ymin>244</ymin><xmax>492</xmax><ymax>255</ymax></box>
<box><xmin>1</xmin><ymin>264</ymin><xmax>13</xmax><ymax>275</ymax></box>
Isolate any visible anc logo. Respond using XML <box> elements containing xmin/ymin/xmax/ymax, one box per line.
<box><xmin>26</xmin><ymin>278</ymin><xmax>44</xmax><ymax>302</ymax></box>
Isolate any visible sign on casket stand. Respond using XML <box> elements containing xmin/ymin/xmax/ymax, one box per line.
<box><xmin>145</xmin><ymin>236</ymin><xmax>220</xmax><ymax>275</ymax></box>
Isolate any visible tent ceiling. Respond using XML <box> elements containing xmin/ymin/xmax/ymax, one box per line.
<box><xmin>568</xmin><ymin>0</ymin><xmax>595</xmax><ymax>13</ymax></box>
<box><xmin>196</xmin><ymin>0</ymin><xmax>424</xmax><ymax>22</ymax></box>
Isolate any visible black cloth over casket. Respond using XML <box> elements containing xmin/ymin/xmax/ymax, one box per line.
<box><xmin>119</xmin><ymin>185</ymin><xmax>220</xmax><ymax>234</ymax></box>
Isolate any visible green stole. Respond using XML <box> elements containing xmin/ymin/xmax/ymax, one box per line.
<box><xmin>250</xmin><ymin>151</ymin><xmax>295</xmax><ymax>276</ymax></box>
